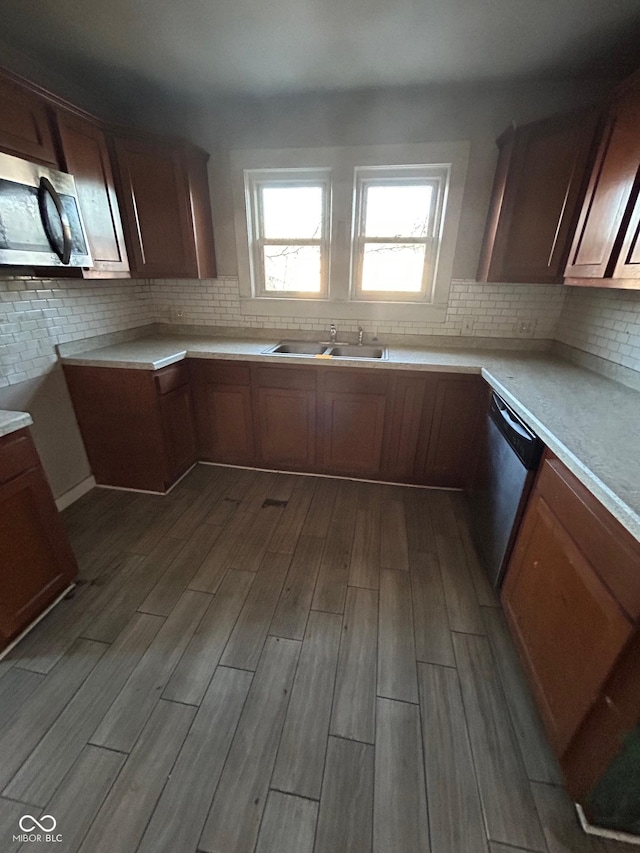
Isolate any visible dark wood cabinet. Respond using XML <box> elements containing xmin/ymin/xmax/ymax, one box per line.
<box><xmin>477</xmin><ymin>110</ymin><xmax>600</xmax><ymax>284</ymax></box>
<box><xmin>319</xmin><ymin>369</ymin><xmax>389</xmax><ymax>478</ymax></box>
<box><xmin>415</xmin><ymin>375</ymin><xmax>483</xmax><ymax>487</ymax></box>
<box><xmin>54</xmin><ymin>110</ymin><xmax>130</xmax><ymax>277</ymax></box>
<box><xmin>63</xmin><ymin>363</ymin><xmax>196</xmax><ymax>492</ymax></box>
<box><xmin>0</xmin><ymin>428</ymin><xmax>77</xmax><ymax>651</ymax></box>
<box><xmin>111</xmin><ymin>134</ymin><xmax>217</xmax><ymax>279</ymax></box>
<box><xmin>190</xmin><ymin>361</ymin><xmax>256</xmax><ymax>466</ymax></box>
<box><xmin>565</xmin><ymin>76</ymin><xmax>640</xmax><ymax>288</ymax></box>
<box><xmin>502</xmin><ymin>453</ymin><xmax>640</xmax><ymax>801</ymax></box>
<box><xmin>254</xmin><ymin>366</ymin><xmax>316</xmax><ymax>470</ymax></box>
<box><xmin>382</xmin><ymin>374</ymin><xmax>427</xmax><ymax>482</ymax></box>
<box><xmin>0</xmin><ymin>72</ymin><xmax>57</xmax><ymax>166</ymax></box>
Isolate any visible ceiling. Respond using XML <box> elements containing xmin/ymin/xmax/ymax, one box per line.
<box><xmin>1</xmin><ymin>0</ymin><xmax>640</xmax><ymax>109</ymax></box>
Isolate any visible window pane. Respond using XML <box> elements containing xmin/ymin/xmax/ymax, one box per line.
<box><xmin>364</xmin><ymin>184</ymin><xmax>433</xmax><ymax>238</ymax></box>
<box><xmin>261</xmin><ymin>186</ymin><xmax>323</xmax><ymax>239</ymax></box>
<box><xmin>264</xmin><ymin>244</ymin><xmax>322</xmax><ymax>292</ymax></box>
<box><xmin>360</xmin><ymin>242</ymin><xmax>426</xmax><ymax>292</ymax></box>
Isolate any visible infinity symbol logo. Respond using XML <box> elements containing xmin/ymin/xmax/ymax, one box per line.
<box><xmin>19</xmin><ymin>815</ymin><xmax>57</xmax><ymax>832</ymax></box>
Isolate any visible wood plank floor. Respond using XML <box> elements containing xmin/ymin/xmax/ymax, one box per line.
<box><xmin>0</xmin><ymin>464</ymin><xmax>635</xmax><ymax>853</ymax></box>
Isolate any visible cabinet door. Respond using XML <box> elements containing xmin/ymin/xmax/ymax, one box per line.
<box><xmin>613</xmin><ymin>189</ymin><xmax>640</xmax><ymax>281</ymax></box>
<box><xmin>502</xmin><ymin>493</ymin><xmax>633</xmax><ymax>756</ymax></box>
<box><xmin>256</xmin><ymin>387</ymin><xmax>316</xmax><ymax>470</ymax></box>
<box><xmin>112</xmin><ymin>135</ymin><xmax>198</xmax><ymax>278</ymax></box>
<box><xmin>56</xmin><ymin>111</ymin><xmax>129</xmax><ymax>276</ymax></box>
<box><xmin>565</xmin><ymin>91</ymin><xmax>640</xmax><ymax>280</ymax></box>
<box><xmin>382</xmin><ymin>375</ymin><xmax>428</xmax><ymax>481</ymax></box>
<box><xmin>0</xmin><ymin>466</ymin><xmax>77</xmax><ymax>646</ymax></box>
<box><xmin>320</xmin><ymin>393</ymin><xmax>386</xmax><ymax>477</ymax></box>
<box><xmin>417</xmin><ymin>376</ymin><xmax>482</xmax><ymax>487</ymax></box>
<box><xmin>160</xmin><ymin>384</ymin><xmax>197</xmax><ymax>485</ymax></box>
<box><xmin>479</xmin><ymin>111</ymin><xmax>599</xmax><ymax>284</ymax></box>
<box><xmin>0</xmin><ymin>73</ymin><xmax>57</xmax><ymax>165</ymax></box>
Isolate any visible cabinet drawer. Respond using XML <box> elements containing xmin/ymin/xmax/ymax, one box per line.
<box><xmin>193</xmin><ymin>360</ymin><xmax>251</xmax><ymax>386</ymax></box>
<box><xmin>155</xmin><ymin>362</ymin><xmax>189</xmax><ymax>395</ymax></box>
<box><xmin>323</xmin><ymin>369</ymin><xmax>390</xmax><ymax>396</ymax></box>
<box><xmin>255</xmin><ymin>365</ymin><xmax>316</xmax><ymax>391</ymax></box>
<box><xmin>0</xmin><ymin>430</ymin><xmax>39</xmax><ymax>485</ymax></box>
<box><xmin>537</xmin><ymin>457</ymin><xmax>640</xmax><ymax>619</ymax></box>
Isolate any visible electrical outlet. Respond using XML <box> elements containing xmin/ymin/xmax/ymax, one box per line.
<box><xmin>461</xmin><ymin>316</ymin><xmax>475</xmax><ymax>336</ymax></box>
<box><xmin>516</xmin><ymin>319</ymin><xmax>536</xmax><ymax>337</ymax></box>
<box><xmin>171</xmin><ymin>307</ymin><xmax>185</xmax><ymax>322</ymax></box>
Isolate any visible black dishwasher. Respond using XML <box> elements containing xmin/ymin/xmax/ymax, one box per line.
<box><xmin>468</xmin><ymin>390</ymin><xmax>543</xmax><ymax>587</ymax></box>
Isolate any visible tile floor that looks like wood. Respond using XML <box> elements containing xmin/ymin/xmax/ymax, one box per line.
<box><xmin>0</xmin><ymin>463</ymin><xmax>635</xmax><ymax>853</ymax></box>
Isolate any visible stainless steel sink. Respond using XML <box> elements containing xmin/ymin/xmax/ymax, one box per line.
<box><xmin>327</xmin><ymin>344</ymin><xmax>387</xmax><ymax>359</ymax></box>
<box><xmin>265</xmin><ymin>342</ymin><xmax>330</xmax><ymax>355</ymax></box>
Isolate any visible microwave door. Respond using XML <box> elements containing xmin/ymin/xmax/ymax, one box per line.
<box><xmin>38</xmin><ymin>176</ymin><xmax>72</xmax><ymax>264</ymax></box>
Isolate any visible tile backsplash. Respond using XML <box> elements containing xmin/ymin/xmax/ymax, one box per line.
<box><xmin>2</xmin><ymin>274</ymin><xmax>640</xmax><ymax>389</ymax></box>
<box><xmin>555</xmin><ymin>287</ymin><xmax>640</xmax><ymax>373</ymax></box>
<box><xmin>0</xmin><ymin>278</ymin><xmax>152</xmax><ymax>387</ymax></box>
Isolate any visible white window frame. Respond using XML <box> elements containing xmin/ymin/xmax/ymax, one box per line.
<box><xmin>245</xmin><ymin>169</ymin><xmax>331</xmax><ymax>299</ymax></box>
<box><xmin>351</xmin><ymin>166</ymin><xmax>449</xmax><ymax>302</ymax></box>
<box><xmin>232</xmin><ymin>142</ymin><xmax>470</xmax><ymax>323</ymax></box>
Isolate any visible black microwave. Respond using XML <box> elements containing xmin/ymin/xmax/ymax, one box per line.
<box><xmin>0</xmin><ymin>150</ymin><xmax>92</xmax><ymax>268</ymax></box>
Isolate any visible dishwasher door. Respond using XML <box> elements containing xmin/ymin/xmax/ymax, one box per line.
<box><xmin>468</xmin><ymin>393</ymin><xmax>541</xmax><ymax>588</ymax></box>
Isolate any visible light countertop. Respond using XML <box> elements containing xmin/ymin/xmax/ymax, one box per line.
<box><xmin>0</xmin><ymin>409</ymin><xmax>33</xmax><ymax>439</ymax></box>
<box><xmin>60</xmin><ymin>335</ymin><xmax>640</xmax><ymax>541</ymax></box>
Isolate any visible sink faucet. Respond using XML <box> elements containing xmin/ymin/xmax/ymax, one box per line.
<box><xmin>329</xmin><ymin>324</ymin><xmax>337</xmax><ymax>344</ymax></box>
<box><xmin>357</xmin><ymin>326</ymin><xmax>364</xmax><ymax>346</ymax></box>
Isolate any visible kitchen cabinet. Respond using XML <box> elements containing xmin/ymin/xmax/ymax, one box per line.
<box><xmin>477</xmin><ymin>110</ymin><xmax>600</xmax><ymax>284</ymax></box>
<box><xmin>111</xmin><ymin>133</ymin><xmax>217</xmax><ymax>279</ymax></box>
<box><xmin>415</xmin><ymin>375</ymin><xmax>484</xmax><ymax>487</ymax></box>
<box><xmin>319</xmin><ymin>369</ymin><xmax>390</xmax><ymax>478</ymax></box>
<box><xmin>564</xmin><ymin>75</ymin><xmax>640</xmax><ymax>288</ymax></box>
<box><xmin>63</xmin><ymin>362</ymin><xmax>196</xmax><ymax>491</ymax></box>
<box><xmin>190</xmin><ymin>361</ymin><xmax>256</xmax><ymax>466</ymax></box>
<box><xmin>0</xmin><ymin>72</ymin><xmax>57</xmax><ymax>166</ymax></box>
<box><xmin>0</xmin><ymin>428</ymin><xmax>77</xmax><ymax>651</ymax></box>
<box><xmin>54</xmin><ymin>109</ymin><xmax>130</xmax><ymax>277</ymax></box>
<box><xmin>254</xmin><ymin>366</ymin><xmax>317</xmax><ymax>470</ymax></box>
<box><xmin>382</xmin><ymin>374</ymin><xmax>427</xmax><ymax>481</ymax></box>
<box><xmin>502</xmin><ymin>452</ymin><xmax>640</xmax><ymax>801</ymax></box>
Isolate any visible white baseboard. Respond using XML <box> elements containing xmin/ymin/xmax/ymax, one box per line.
<box><xmin>576</xmin><ymin>803</ymin><xmax>640</xmax><ymax>846</ymax></box>
<box><xmin>55</xmin><ymin>476</ymin><xmax>96</xmax><ymax>511</ymax></box>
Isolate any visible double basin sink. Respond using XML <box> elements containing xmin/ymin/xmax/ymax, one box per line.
<box><xmin>263</xmin><ymin>341</ymin><xmax>387</xmax><ymax>359</ymax></box>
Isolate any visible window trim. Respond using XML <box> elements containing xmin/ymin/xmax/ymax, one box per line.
<box><xmin>246</xmin><ymin>169</ymin><xmax>331</xmax><ymax>299</ymax></box>
<box><xmin>231</xmin><ymin>142</ymin><xmax>470</xmax><ymax>323</ymax></box>
<box><xmin>351</xmin><ymin>166</ymin><xmax>449</xmax><ymax>302</ymax></box>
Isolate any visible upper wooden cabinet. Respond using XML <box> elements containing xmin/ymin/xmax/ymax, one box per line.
<box><xmin>54</xmin><ymin>110</ymin><xmax>130</xmax><ymax>277</ymax></box>
<box><xmin>111</xmin><ymin>134</ymin><xmax>217</xmax><ymax>279</ymax></box>
<box><xmin>0</xmin><ymin>72</ymin><xmax>57</xmax><ymax>166</ymax></box>
<box><xmin>565</xmin><ymin>77</ymin><xmax>640</xmax><ymax>288</ymax></box>
<box><xmin>477</xmin><ymin>110</ymin><xmax>600</xmax><ymax>284</ymax></box>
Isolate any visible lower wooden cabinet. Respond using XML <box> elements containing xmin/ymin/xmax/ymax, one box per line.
<box><xmin>63</xmin><ymin>363</ymin><xmax>196</xmax><ymax>492</ymax></box>
<box><xmin>0</xmin><ymin>429</ymin><xmax>77</xmax><ymax>651</ymax></box>
<box><xmin>319</xmin><ymin>369</ymin><xmax>389</xmax><ymax>478</ymax></box>
<box><xmin>190</xmin><ymin>361</ymin><xmax>256</xmax><ymax>466</ymax></box>
<box><xmin>67</xmin><ymin>359</ymin><xmax>484</xmax><ymax>489</ymax></box>
<box><xmin>502</xmin><ymin>452</ymin><xmax>640</xmax><ymax>800</ymax></box>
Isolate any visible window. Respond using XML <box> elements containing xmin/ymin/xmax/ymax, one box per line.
<box><xmin>233</xmin><ymin>143</ymin><xmax>469</xmax><ymax>322</ymax></box>
<box><xmin>246</xmin><ymin>170</ymin><xmax>330</xmax><ymax>298</ymax></box>
<box><xmin>352</xmin><ymin>167</ymin><xmax>448</xmax><ymax>301</ymax></box>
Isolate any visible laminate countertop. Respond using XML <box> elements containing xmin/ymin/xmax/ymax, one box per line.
<box><xmin>0</xmin><ymin>409</ymin><xmax>33</xmax><ymax>439</ymax></box>
<box><xmin>60</xmin><ymin>335</ymin><xmax>640</xmax><ymax>541</ymax></box>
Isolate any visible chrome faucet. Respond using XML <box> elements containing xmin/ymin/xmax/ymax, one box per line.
<box><xmin>357</xmin><ymin>326</ymin><xmax>364</xmax><ymax>346</ymax></box>
<box><xmin>329</xmin><ymin>324</ymin><xmax>337</xmax><ymax>344</ymax></box>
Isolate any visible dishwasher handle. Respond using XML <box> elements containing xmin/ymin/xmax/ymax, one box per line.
<box><xmin>489</xmin><ymin>391</ymin><xmax>542</xmax><ymax>470</ymax></box>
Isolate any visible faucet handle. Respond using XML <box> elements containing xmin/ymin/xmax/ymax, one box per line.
<box><xmin>329</xmin><ymin>323</ymin><xmax>337</xmax><ymax>342</ymax></box>
<box><xmin>357</xmin><ymin>326</ymin><xmax>364</xmax><ymax>345</ymax></box>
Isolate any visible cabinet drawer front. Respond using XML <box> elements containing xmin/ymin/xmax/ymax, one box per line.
<box><xmin>155</xmin><ymin>362</ymin><xmax>189</xmax><ymax>395</ymax></box>
<box><xmin>255</xmin><ymin>366</ymin><xmax>316</xmax><ymax>391</ymax></box>
<box><xmin>323</xmin><ymin>369</ymin><xmax>390</xmax><ymax>396</ymax></box>
<box><xmin>537</xmin><ymin>458</ymin><xmax>640</xmax><ymax>619</ymax></box>
<box><xmin>0</xmin><ymin>430</ymin><xmax>39</xmax><ymax>484</ymax></box>
<box><xmin>194</xmin><ymin>360</ymin><xmax>251</xmax><ymax>386</ymax></box>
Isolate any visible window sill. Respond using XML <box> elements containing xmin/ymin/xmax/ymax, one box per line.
<box><xmin>239</xmin><ymin>297</ymin><xmax>448</xmax><ymax>323</ymax></box>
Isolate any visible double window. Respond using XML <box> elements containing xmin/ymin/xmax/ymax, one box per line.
<box><xmin>233</xmin><ymin>143</ymin><xmax>469</xmax><ymax>321</ymax></box>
